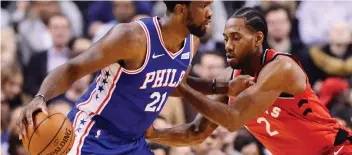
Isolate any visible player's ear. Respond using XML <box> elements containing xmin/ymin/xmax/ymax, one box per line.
<box><xmin>255</xmin><ymin>32</ymin><xmax>264</xmax><ymax>47</ymax></box>
<box><xmin>174</xmin><ymin>4</ymin><xmax>187</xmax><ymax>15</ymax></box>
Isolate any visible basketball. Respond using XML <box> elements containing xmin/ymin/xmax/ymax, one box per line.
<box><xmin>21</xmin><ymin>109</ymin><xmax>74</xmax><ymax>155</ymax></box>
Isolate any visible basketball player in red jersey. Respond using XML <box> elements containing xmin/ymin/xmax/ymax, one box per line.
<box><xmin>146</xmin><ymin>7</ymin><xmax>352</xmax><ymax>155</ymax></box>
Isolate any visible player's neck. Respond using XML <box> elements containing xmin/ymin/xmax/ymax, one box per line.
<box><xmin>158</xmin><ymin>15</ymin><xmax>190</xmax><ymax>53</ymax></box>
<box><xmin>242</xmin><ymin>49</ymin><xmax>263</xmax><ymax>76</ymax></box>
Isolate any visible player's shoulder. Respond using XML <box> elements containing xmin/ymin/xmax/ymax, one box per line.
<box><xmin>269</xmin><ymin>56</ymin><xmax>299</xmax><ymax>74</ymax></box>
<box><xmin>267</xmin><ymin>55</ymin><xmax>306</xmax><ymax>92</ymax></box>
<box><xmin>112</xmin><ymin>22</ymin><xmax>145</xmax><ymax>42</ymax></box>
<box><xmin>104</xmin><ymin>22</ymin><xmax>147</xmax><ymax>54</ymax></box>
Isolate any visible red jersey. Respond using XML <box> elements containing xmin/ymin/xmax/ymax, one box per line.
<box><xmin>228</xmin><ymin>49</ymin><xmax>352</xmax><ymax>155</ymax></box>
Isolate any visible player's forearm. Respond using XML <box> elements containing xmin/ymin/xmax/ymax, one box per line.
<box><xmin>37</xmin><ymin>64</ymin><xmax>80</xmax><ymax>102</ymax></box>
<box><xmin>148</xmin><ymin>124</ymin><xmax>204</xmax><ymax>146</ymax></box>
<box><xmin>178</xmin><ymin>83</ymin><xmax>240</xmax><ymax>132</ymax></box>
<box><xmin>186</xmin><ymin>76</ymin><xmax>228</xmax><ymax>95</ymax></box>
<box><xmin>147</xmin><ymin>115</ymin><xmax>217</xmax><ymax>146</ymax></box>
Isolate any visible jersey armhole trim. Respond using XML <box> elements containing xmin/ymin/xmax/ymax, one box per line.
<box><xmin>121</xmin><ymin>20</ymin><xmax>151</xmax><ymax>74</ymax></box>
<box><xmin>188</xmin><ymin>35</ymin><xmax>194</xmax><ymax>67</ymax></box>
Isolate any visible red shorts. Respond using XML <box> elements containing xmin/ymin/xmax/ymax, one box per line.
<box><xmin>327</xmin><ymin>128</ymin><xmax>352</xmax><ymax>155</ymax></box>
<box><xmin>327</xmin><ymin>144</ymin><xmax>352</xmax><ymax>155</ymax></box>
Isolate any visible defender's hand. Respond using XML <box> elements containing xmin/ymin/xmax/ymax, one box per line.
<box><xmin>16</xmin><ymin>96</ymin><xmax>48</xmax><ymax>140</ymax></box>
<box><xmin>228</xmin><ymin>75</ymin><xmax>255</xmax><ymax>97</ymax></box>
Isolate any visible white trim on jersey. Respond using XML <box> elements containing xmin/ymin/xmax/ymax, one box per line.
<box><xmin>76</xmin><ymin>90</ymin><xmax>97</xmax><ymax>110</ymax></box>
<box><xmin>95</xmin><ymin>65</ymin><xmax>123</xmax><ymax>114</ymax></box>
<box><xmin>188</xmin><ymin>35</ymin><xmax>194</xmax><ymax>67</ymax></box>
<box><xmin>122</xmin><ymin>20</ymin><xmax>151</xmax><ymax>74</ymax></box>
<box><xmin>153</xmin><ymin>16</ymin><xmax>186</xmax><ymax>59</ymax></box>
<box><xmin>278</xmin><ymin>96</ymin><xmax>295</xmax><ymax>99</ymax></box>
<box><xmin>77</xmin><ymin>65</ymin><xmax>123</xmax><ymax>114</ymax></box>
<box><xmin>68</xmin><ymin>112</ymin><xmax>95</xmax><ymax>155</ymax></box>
<box><xmin>261</xmin><ymin>49</ymin><xmax>269</xmax><ymax>64</ymax></box>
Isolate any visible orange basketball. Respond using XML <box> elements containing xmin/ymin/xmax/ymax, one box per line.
<box><xmin>22</xmin><ymin>109</ymin><xmax>74</xmax><ymax>155</ymax></box>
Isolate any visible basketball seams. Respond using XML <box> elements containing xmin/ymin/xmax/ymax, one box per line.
<box><xmin>37</xmin><ymin>118</ymin><xmax>67</xmax><ymax>155</ymax></box>
<box><xmin>27</xmin><ymin>113</ymin><xmax>61</xmax><ymax>153</ymax></box>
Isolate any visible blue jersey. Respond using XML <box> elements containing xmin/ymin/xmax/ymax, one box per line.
<box><xmin>74</xmin><ymin>17</ymin><xmax>193</xmax><ymax>140</ymax></box>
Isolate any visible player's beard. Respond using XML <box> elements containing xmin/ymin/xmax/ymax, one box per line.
<box><xmin>186</xmin><ymin>11</ymin><xmax>206</xmax><ymax>37</ymax></box>
<box><xmin>230</xmin><ymin>52</ymin><xmax>252</xmax><ymax>70</ymax></box>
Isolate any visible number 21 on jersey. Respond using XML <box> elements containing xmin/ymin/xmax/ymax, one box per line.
<box><xmin>145</xmin><ymin>92</ymin><xmax>167</xmax><ymax>112</ymax></box>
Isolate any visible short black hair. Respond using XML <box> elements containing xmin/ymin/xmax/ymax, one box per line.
<box><xmin>163</xmin><ymin>1</ymin><xmax>190</xmax><ymax>12</ymax></box>
<box><xmin>264</xmin><ymin>4</ymin><xmax>292</xmax><ymax>23</ymax></box>
<box><xmin>231</xmin><ymin>7</ymin><xmax>268</xmax><ymax>44</ymax></box>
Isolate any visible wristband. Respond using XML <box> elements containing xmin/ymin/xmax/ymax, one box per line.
<box><xmin>34</xmin><ymin>94</ymin><xmax>47</xmax><ymax>102</ymax></box>
<box><xmin>212</xmin><ymin>79</ymin><xmax>216</xmax><ymax>94</ymax></box>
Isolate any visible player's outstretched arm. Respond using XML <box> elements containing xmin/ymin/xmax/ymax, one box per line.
<box><xmin>171</xmin><ymin>67</ymin><xmax>253</xmax><ymax>97</ymax></box>
<box><xmin>17</xmin><ymin>22</ymin><xmax>146</xmax><ymax>139</ymax></box>
<box><xmin>177</xmin><ymin>58</ymin><xmax>306</xmax><ymax>132</ymax></box>
<box><xmin>145</xmin><ymin>95</ymin><xmax>227</xmax><ymax>146</ymax></box>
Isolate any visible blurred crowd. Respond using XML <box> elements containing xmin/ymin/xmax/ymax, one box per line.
<box><xmin>1</xmin><ymin>1</ymin><xmax>351</xmax><ymax>155</ymax></box>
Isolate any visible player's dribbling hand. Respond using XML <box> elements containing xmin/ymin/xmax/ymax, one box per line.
<box><xmin>16</xmin><ymin>96</ymin><xmax>48</xmax><ymax>140</ymax></box>
<box><xmin>227</xmin><ymin>75</ymin><xmax>255</xmax><ymax>97</ymax></box>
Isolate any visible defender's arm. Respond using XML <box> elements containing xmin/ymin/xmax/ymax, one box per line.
<box><xmin>146</xmin><ymin>95</ymin><xmax>227</xmax><ymax>146</ymax></box>
<box><xmin>177</xmin><ymin>58</ymin><xmax>305</xmax><ymax>132</ymax></box>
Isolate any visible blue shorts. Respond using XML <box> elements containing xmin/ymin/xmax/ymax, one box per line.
<box><xmin>66</xmin><ymin>108</ymin><xmax>154</xmax><ymax>155</ymax></box>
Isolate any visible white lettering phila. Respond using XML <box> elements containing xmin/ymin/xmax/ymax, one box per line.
<box><xmin>140</xmin><ymin>69</ymin><xmax>185</xmax><ymax>89</ymax></box>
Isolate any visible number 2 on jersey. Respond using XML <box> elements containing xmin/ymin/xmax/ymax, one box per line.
<box><xmin>257</xmin><ymin>117</ymin><xmax>279</xmax><ymax>136</ymax></box>
<box><xmin>145</xmin><ymin>92</ymin><xmax>167</xmax><ymax>112</ymax></box>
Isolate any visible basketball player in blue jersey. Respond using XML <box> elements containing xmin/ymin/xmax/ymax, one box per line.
<box><xmin>17</xmin><ymin>1</ymin><xmax>254</xmax><ymax>154</ymax></box>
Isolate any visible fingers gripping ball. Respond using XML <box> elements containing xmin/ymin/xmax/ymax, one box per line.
<box><xmin>21</xmin><ymin>109</ymin><xmax>74</xmax><ymax>155</ymax></box>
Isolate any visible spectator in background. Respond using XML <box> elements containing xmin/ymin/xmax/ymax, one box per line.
<box><xmin>24</xmin><ymin>14</ymin><xmax>72</xmax><ymax>96</ymax></box>
<box><xmin>1</xmin><ymin>27</ymin><xmax>17</xmax><ymax>67</ymax></box>
<box><xmin>186</xmin><ymin>51</ymin><xmax>227</xmax><ymax>122</ymax></box>
<box><xmin>87</xmin><ymin>1</ymin><xmax>153</xmax><ymax>36</ymax></box>
<box><xmin>197</xmin><ymin>21</ymin><xmax>219</xmax><ymax>53</ymax></box>
<box><xmin>59</xmin><ymin>1</ymin><xmax>83</xmax><ymax>37</ymax></box>
<box><xmin>7</xmin><ymin>131</ymin><xmax>29</xmax><ymax>155</ymax></box>
<box><xmin>2</xmin><ymin>105</ymin><xmax>24</xmax><ymax>155</ymax></box>
<box><xmin>159</xmin><ymin>96</ymin><xmax>186</xmax><ymax>126</ymax></box>
<box><xmin>234</xmin><ymin>128</ymin><xmax>265</xmax><ymax>155</ymax></box>
<box><xmin>193</xmin><ymin>51</ymin><xmax>227</xmax><ymax>81</ymax></box>
<box><xmin>206</xmin><ymin>149</ymin><xmax>226</xmax><ymax>155</ymax></box>
<box><xmin>1</xmin><ymin>96</ymin><xmax>10</xmax><ymax>155</ymax></box>
<box><xmin>264</xmin><ymin>4</ymin><xmax>305</xmax><ymax>60</ymax></box>
<box><xmin>319</xmin><ymin>78</ymin><xmax>350</xmax><ymax>111</ymax></box>
<box><xmin>297</xmin><ymin>1</ymin><xmax>352</xmax><ymax>46</ymax></box>
<box><xmin>303</xmin><ymin>22</ymin><xmax>352</xmax><ymax>92</ymax></box>
<box><xmin>191</xmin><ymin>128</ymin><xmax>224</xmax><ymax>155</ymax></box>
<box><xmin>210</xmin><ymin>1</ymin><xmax>229</xmax><ymax>45</ymax></box>
<box><xmin>1</xmin><ymin>62</ymin><xmax>24</xmax><ymax>110</ymax></box>
<box><xmin>1</xmin><ymin>8</ymin><xmax>11</xmax><ymax>28</ymax></box>
<box><xmin>48</xmin><ymin>99</ymin><xmax>72</xmax><ymax>116</ymax></box>
<box><xmin>246</xmin><ymin>0</ymin><xmax>300</xmax><ymax>40</ymax></box>
<box><xmin>92</xmin><ymin>0</ymin><xmax>137</xmax><ymax>42</ymax></box>
<box><xmin>17</xmin><ymin>1</ymin><xmax>60</xmax><ymax>65</ymax></box>
<box><xmin>70</xmin><ymin>37</ymin><xmax>92</xmax><ymax>58</ymax></box>
<box><xmin>53</xmin><ymin>74</ymin><xmax>93</xmax><ymax>105</ymax></box>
